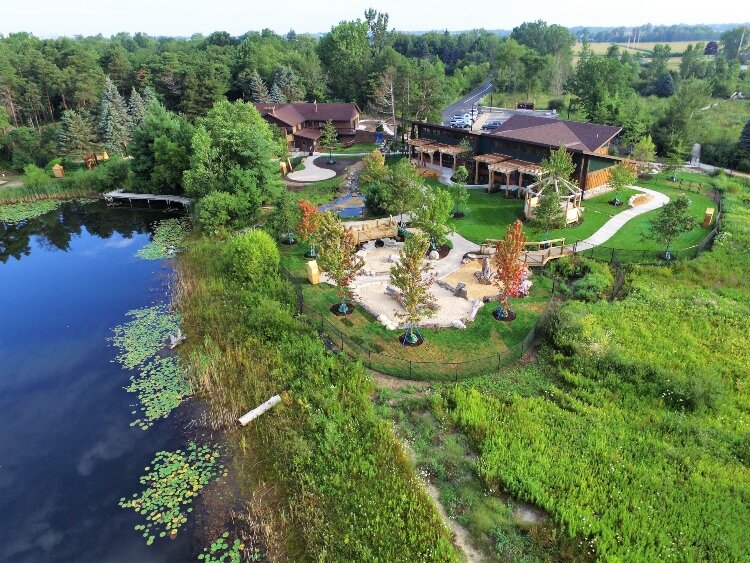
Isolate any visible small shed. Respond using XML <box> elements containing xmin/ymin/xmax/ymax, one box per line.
<box><xmin>51</xmin><ymin>164</ymin><xmax>65</xmax><ymax>178</ymax></box>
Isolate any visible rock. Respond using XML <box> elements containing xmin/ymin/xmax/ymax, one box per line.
<box><xmin>355</xmin><ymin>249</ymin><xmax>367</xmax><ymax>258</ymax></box>
<box><xmin>455</xmin><ymin>282</ymin><xmax>468</xmax><ymax>299</ymax></box>
<box><xmin>428</xmin><ymin>250</ymin><xmax>440</xmax><ymax>260</ymax></box>
<box><xmin>388</xmin><ymin>254</ymin><xmax>400</xmax><ymax>263</ymax></box>
<box><xmin>461</xmin><ymin>257</ymin><xmax>473</xmax><ymax>265</ymax></box>
<box><xmin>384</xmin><ymin>238</ymin><xmax>400</xmax><ymax>247</ymax></box>
<box><xmin>386</xmin><ymin>322</ymin><xmax>398</xmax><ymax>331</ymax></box>
<box><xmin>451</xmin><ymin>320</ymin><xmax>467</xmax><ymax>329</ymax></box>
<box><xmin>468</xmin><ymin>299</ymin><xmax>483</xmax><ymax>321</ymax></box>
<box><xmin>385</xmin><ymin>284</ymin><xmax>402</xmax><ymax>299</ymax></box>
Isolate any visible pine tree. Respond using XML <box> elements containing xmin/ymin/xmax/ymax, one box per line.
<box><xmin>247</xmin><ymin>69</ymin><xmax>270</xmax><ymax>103</ymax></box>
<box><xmin>273</xmin><ymin>66</ymin><xmax>303</xmax><ymax>102</ymax></box>
<box><xmin>57</xmin><ymin>109</ymin><xmax>98</xmax><ymax>160</ymax></box>
<box><xmin>739</xmin><ymin>119</ymin><xmax>750</xmax><ymax>152</ymax></box>
<box><xmin>654</xmin><ymin>73</ymin><xmax>675</xmax><ymax>97</ymax></box>
<box><xmin>98</xmin><ymin>76</ymin><xmax>131</xmax><ymax>155</ymax></box>
<box><xmin>128</xmin><ymin>87</ymin><xmax>146</xmax><ymax>129</ymax></box>
<box><xmin>268</xmin><ymin>82</ymin><xmax>286</xmax><ymax>104</ymax></box>
<box><xmin>142</xmin><ymin>86</ymin><xmax>159</xmax><ymax>107</ymax></box>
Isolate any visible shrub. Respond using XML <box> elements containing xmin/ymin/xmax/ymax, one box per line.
<box><xmin>194</xmin><ymin>191</ymin><xmax>255</xmax><ymax>235</ymax></box>
<box><xmin>58</xmin><ymin>156</ymin><xmax>130</xmax><ymax>193</ymax></box>
<box><xmin>22</xmin><ymin>164</ymin><xmax>52</xmax><ymax>190</ymax></box>
<box><xmin>223</xmin><ymin>230</ymin><xmax>280</xmax><ymax>288</ymax></box>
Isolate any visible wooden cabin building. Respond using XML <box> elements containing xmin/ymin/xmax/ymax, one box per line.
<box><xmin>410</xmin><ymin>115</ymin><xmax>622</xmax><ymax>194</ymax></box>
<box><xmin>255</xmin><ymin>102</ymin><xmax>360</xmax><ymax>152</ymax></box>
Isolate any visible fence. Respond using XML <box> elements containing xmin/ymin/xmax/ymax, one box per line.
<box><xmin>282</xmin><ymin>268</ymin><xmax>558</xmax><ymax>382</ymax></box>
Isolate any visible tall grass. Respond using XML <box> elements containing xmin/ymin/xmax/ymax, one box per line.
<box><xmin>175</xmin><ymin>235</ymin><xmax>459</xmax><ymax>561</ymax></box>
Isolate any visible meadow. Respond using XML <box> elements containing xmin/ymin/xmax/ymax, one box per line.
<box><xmin>447</xmin><ymin>173</ymin><xmax>750</xmax><ymax>560</ymax></box>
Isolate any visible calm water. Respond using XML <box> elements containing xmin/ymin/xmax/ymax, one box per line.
<box><xmin>0</xmin><ymin>201</ymin><xmax>192</xmax><ymax>562</ymax></box>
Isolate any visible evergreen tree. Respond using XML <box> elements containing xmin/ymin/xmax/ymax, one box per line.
<box><xmin>533</xmin><ymin>188</ymin><xmax>565</xmax><ymax>237</ymax></box>
<box><xmin>247</xmin><ymin>69</ymin><xmax>270</xmax><ymax>103</ymax></box>
<box><xmin>268</xmin><ymin>82</ymin><xmax>286</xmax><ymax>103</ymax></box>
<box><xmin>654</xmin><ymin>73</ymin><xmax>675</xmax><ymax>97</ymax></box>
<box><xmin>142</xmin><ymin>86</ymin><xmax>159</xmax><ymax>107</ymax></box>
<box><xmin>57</xmin><ymin>109</ymin><xmax>98</xmax><ymax>159</ymax></box>
<box><xmin>98</xmin><ymin>76</ymin><xmax>131</xmax><ymax>155</ymax></box>
<box><xmin>739</xmin><ymin>119</ymin><xmax>750</xmax><ymax>152</ymax></box>
<box><xmin>128</xmin><ymin>87</ymin><xmax>146</xmax><ymax>129</ymax></box>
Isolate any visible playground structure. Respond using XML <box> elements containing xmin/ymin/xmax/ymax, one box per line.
<box><xmin>524</xmin><ymin>175</ymin><xmax>584</xmax><ymax>225</ymax></box>
<box><xmin>346</xmin><ymin>216</ymin><xmax>398</xmax><ymax>243</ymax></box>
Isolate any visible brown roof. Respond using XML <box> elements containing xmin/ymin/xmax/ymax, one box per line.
<box><xmin>255</xmin><ymin>102</ymin><xmax>359</xmax><ymax>127</ymax></box>
<box><xmin>490</xmin><ymin>115</ymin><xmax>621</xmax><ymax>152</ymax></box>
<box><xmin>293</xmin><ymin>128</ymin><xmax>321</xmax><ymax>141</ymax></box>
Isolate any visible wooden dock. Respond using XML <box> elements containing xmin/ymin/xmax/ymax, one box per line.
<box><xmin>103</xmin><ymin>190</ymin><xmax>191</xmax><ymax>208</ymax></box>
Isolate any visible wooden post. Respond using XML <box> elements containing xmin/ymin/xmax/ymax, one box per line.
<box><xmin>475</xmin><ymin>160</ymin><xmax>479</xmax><ymax>184</ymax></box>
<box><xmin>439</xmin><ymin>150</ymin><xmax>443</xmax><ymax>169</ymax></box>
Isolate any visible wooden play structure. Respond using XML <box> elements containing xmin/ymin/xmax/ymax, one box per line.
<box><xmin>51</xmin><ymin>164</ymin><xmax>65</xmax><ymax>178</ymax></box>
<box><xmin>524</xmin><ymin>175</ymin><xmax>584</xmax><ymax>225</ymax></box>
<box><xmin>83</xmin><ymin>151</ymin><xmax>109</xmax><ymax>170</ymax></box>
<box><xmin>346</xmin><ymin>216</ymin><xmax>398</xmax><ymax>243</ymax></box>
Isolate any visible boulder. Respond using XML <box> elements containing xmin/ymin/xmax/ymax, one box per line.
<box><xmin>428</xmin><ymin>250</ymin><xmax>440</xmax><ymax>260</ymax></box>
<box><xmin>388</xmin><ymin>254</ymin><xmax>400</xmax><ymax>263</ymax></box>
<box><xmin>384</xmin><ymin>238</ymin><xmax>400</xmax><ymax>247</ymax></box>
<box><xmin>455</xmin><ymin>282</ymin><xmax>468</xmax><ymax>299</ymax></box>
<box><xmin>451</xmin><ymin>319</ymin><xmax>467</xmax><ymax>330</ymax></box>
<box><xmin>385</xmin><ymin>284</ymin><xmax>402</xmax><ymax>299</ymax></box>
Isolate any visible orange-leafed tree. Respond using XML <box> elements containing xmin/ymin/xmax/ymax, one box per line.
<box><xmin>317</xmin><ymin>212</ymin><xmax>364</xmax><ymax>314</ymax></box>
<box><xmin>297</xmin><ymin>199</ymin><xmax>322</xmax><ymax>257</ymax></box>
<box><xmin>493</xmin><ymin>219</ymin><xmax>527</xmax><ymax>321</ymax></box>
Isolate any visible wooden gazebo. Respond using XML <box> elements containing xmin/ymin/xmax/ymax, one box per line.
<box><xmin>487</xmin><ymin>158</ymin><xmax>546</xmax><ymax>196</ymax></box>
<box><xmin>524</xmin><ymin>176</ymin><xmax>584</xmax><ymax>224</ymax></box>
<box><xmin>472</xmin><ymin>153</ymin><xmax>511</xmax><ymax>185</ymax></box>
<box><xmin>407</xmin><ymin>139</ymin><xmax>471</xmax><ymax>171</ymax></box>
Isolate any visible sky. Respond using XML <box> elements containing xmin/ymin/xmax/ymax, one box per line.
<box><xmin>2</xmin><ymin>0</ymin><xmax>747</xmax><ymax>38</ymax></box>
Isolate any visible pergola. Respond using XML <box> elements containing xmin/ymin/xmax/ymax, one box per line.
<box><xmin>524</xmin><ymin>175</ymin><xmax>584</xmax><ymax>224</ymax></box>
<box><xmin>407</xmin><ymin>139</ymin><xmax>471</xmax><ymax>171</ymax></box>
<box><xmin>487</xmin><ymin>159</ymin><xmax>547</xmax><ymax>196</ymax></box>
<box><xmin>472</xmin><ymin>153</ymin><xmax>512</xmax><ymax>184</ymax></box>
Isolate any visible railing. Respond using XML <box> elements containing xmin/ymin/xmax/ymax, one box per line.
<box><xmin>282</xmin><ymin>266</ymin><xmax>558</xmax><ymax>382</ymax></box>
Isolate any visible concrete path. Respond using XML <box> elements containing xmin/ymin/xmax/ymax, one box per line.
<box><xmin>287</xmin><ymin>155</ymin><xmax>336</xmax><ymax>182</ymax></box>
<box><xmin>575</xmin><ymin>186</ymin><xmax>669</xmax><ymax>250</ymax></box>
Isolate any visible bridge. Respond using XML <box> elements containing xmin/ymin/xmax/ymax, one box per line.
<box><xmin>103</xmin><ymin>190</ymin><xmax>191</xmax><ymax>208</ymax></box>
<box><xmin>480</xmin><ymin>238</ymin><xmax>578</xmax><ymax>266</ymax></box>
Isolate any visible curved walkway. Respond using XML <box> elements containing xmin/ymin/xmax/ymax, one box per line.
<box><xmin>575</xmin><ymin>186</ymin><xmax>669</xmax><ymax>250</ymax></box>
<box><xmin>286</xmin><ymin>155</ymin><xmax>336</xmax><ymax>182</ymax></box>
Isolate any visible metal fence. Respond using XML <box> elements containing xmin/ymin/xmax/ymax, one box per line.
<box><xmin>283</xmin><ymin>269</ymin><xmax>558</xmax><ymax>382</ymax></box>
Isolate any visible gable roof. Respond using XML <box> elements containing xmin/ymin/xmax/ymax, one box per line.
<box><xmin>490</xmin><ymin>115</ymin><xmax>622</xmax><ymax>152</ymax></box>
<box><xmin>255</xmin><ymin>103</ymin><xmax>306</xmax><ymax>127</ymax></box>
<box><xmin>255</xmin><ymin>102</ymin><xmax>359</xmax><ymax>127</ymax></box>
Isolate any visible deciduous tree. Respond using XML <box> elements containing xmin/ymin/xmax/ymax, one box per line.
<box><xmin>413</xmin><ymin>187</ymin><xmax>454</xmax><ymax>251</ymax></box>
<box><xmin>493</xmin><ymin>219</ymin><xmax>527</xmax><ymax>320</ymax></box>
<box><xmin>297</xmin><ymin>199</ymin><xmax>322</xmax><ymax>257</ymax></box>
<box><xmin>451</xmin><ymin>165</ymin><xmax>469</xmax><ymax>217</ymax></box>
<box><xmin>608</xmin><ymin>161</ymin><xmax>637</xmax><ymax>204</ymax></box>
<box><xmin>319</xmin><ymin>119</ymin><xmax>340</xmax><ymax>164</ymax></box>
<box><xmin>316</xmin><ymin>212</ymin><xmax>364</xmax><ymax>314</ymax></box>
<box><xmin>646</xmin><ymin>194</ymin><xmax>695</xmax><ymax>259</ymax></box>
<box><xmin>389</xmin><ymin>232</ymin><xmax>435</xmax><ymax>344</ymax></box>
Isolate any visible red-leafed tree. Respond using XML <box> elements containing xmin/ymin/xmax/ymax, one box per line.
<box><xmin>493</xmin><ymin>219</ymin><xmax>527</xmax><ymax>321</ymax></box>
<box><xmin>317</xmin><ymin>212</ymin><xmax>364</xmax><ymax>314</ymax></box>
<box><xmin>297</xmin><ymin>199</ymin><xmax>321</xmax><ymax>257</ymax></box>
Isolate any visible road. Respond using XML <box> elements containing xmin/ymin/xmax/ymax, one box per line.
<box><xmin>441</xmin><ymin>77</ymin><xmax>493</xmax><ymax>125</ymax></box>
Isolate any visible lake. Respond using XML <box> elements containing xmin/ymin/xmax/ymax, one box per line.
<box><xmin>0</xmin><ymin>201</ymin><xmax>193</xmax><ymax>562</ymax></box>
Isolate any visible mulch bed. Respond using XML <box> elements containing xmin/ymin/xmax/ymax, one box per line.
<box><xmin>280</xmin><ymin>238</ymin><xmax>297</xmax><ymax>246</ymax></box>
<box><xmin>330</xmin><ymin>302</ymin><xmax>355</xmax><ymax>316</ymax></box>
<box><xmin>638</xmin><ymin>173</ymin><xmax>654</xmax><ymax>181</ymax></box>
<box><xmin>452</xmin><ymin>211</ymin><xmax>466</xmax><ymax>219</ymax></box>
<box><xmin>313</xmin><ymin>157</ymin><xmax>354</xmax><ymax>176</ymax></box>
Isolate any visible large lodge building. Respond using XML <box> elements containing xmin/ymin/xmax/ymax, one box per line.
<box><xmin>410</xmin><ymin>115</ymin><xmax>623</xmax><ymax>194</ymax></box>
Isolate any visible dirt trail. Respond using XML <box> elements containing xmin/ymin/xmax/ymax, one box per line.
<box><xmin>426</xmin><ymin>483</ymin><xmax>485</xmax><ymax>562</ymax></box>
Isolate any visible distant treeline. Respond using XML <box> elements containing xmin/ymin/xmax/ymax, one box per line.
<box><xmin>570</xmin><ymin>23</ymin><xmax>749</xmax><ymax>43</ymax></box>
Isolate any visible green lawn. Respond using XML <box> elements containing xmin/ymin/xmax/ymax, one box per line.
<box><xmin>335</xmin><ymin>143</ymin><xmax>378</xmax><ymax>154</ymax></box>
<box><xmin>280</xmin><ymin>244</ymin><xmax>553</xmax><ymax>380</ymax></box>
<box><xmin>449</xmin><ymin>173</ymin><xmax>716</xmax><ymax>255</ymax></box>
<box><xmin>287</xmin><ymin>176</ymin><xmax>344</xmax><ymax>206</ymax></box>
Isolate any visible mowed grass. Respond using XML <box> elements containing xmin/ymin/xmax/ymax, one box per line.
<box><xmin>334</xmin><ymin>143</ymin><xmax>379</xmax><ymax>154</ymax></box>
<box><xmin>280</xmin><ymin>243</ymin><xmax>553</xmax><ymax>379</ymax></box>
<box><xmin>287</xmin><ymin>176</ymin><xmax>344</xmax><ymax>205</ymax></box>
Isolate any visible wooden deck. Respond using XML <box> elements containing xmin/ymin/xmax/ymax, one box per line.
<box><xmin>103</xmin><ymin>190</ymin><xmax>191</xmax><ymax>208</ymax></box>
<box><xmin>481</xmin><ymin>237</ymin><xmax>577</xmax><ymax>266</ymax></box>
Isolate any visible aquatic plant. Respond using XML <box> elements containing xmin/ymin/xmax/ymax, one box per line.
<box><xmin>136</xmin><ymin>217</ymin><xmax>190</xmax><ymax>260</ymax></box>
<box><xmin>111</xmin><ymin>305</ymin><xmax>188</xmax><ymax>428</ymax></box>
<box><xmin>198</xmin><ymin>532</ymin><xmax>248</xmax><ymax>563</ymax></box>
<box><xmin>125</xmin><ymin>356</ymin><xmax>191</xmax><ymax>430</ymax></box>
<box><xmin>0</xmin><ymin>200</ymin><xmax>62</xmax><ymax>223</ymax></box>
<box><xmin>111</xmin><ymin>305</ymin><xmax>180</xmax><ymax>370</ymax></box>
<box><xmin>119</xmin><ymin>442</ymin><xmax>225</xmax><ymax>545</ymax></box>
